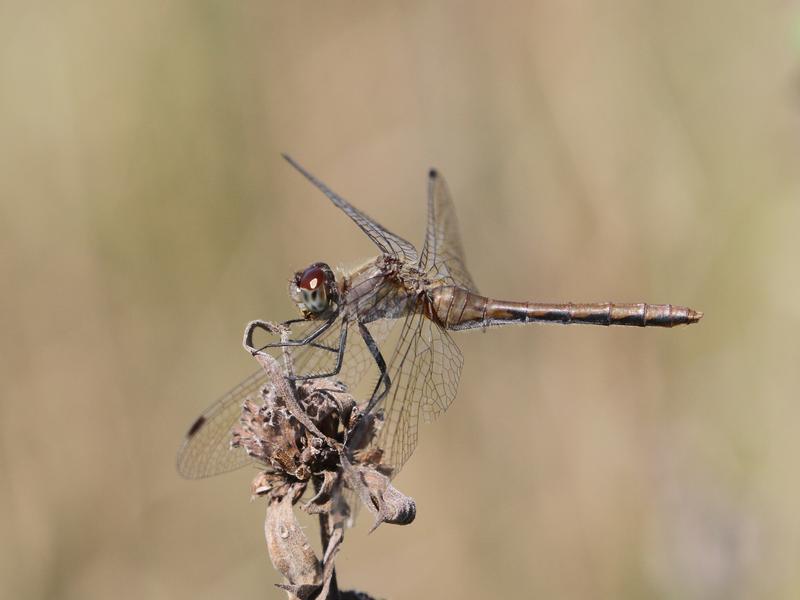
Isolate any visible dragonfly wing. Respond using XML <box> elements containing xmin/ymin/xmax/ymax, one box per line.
<box><xmin>283</xmin><ymin>154</ymin><xmax>418</xmax><ymax>264</ymax></box>
<box><xmin>418</xmin><ymin>169</ymin><xmax>479</xmax><ymax>293</ymax></box>
<box><xmin>374</xmin><ymin>308</ymin><xmax>464</xmax><ymax>475</ymax></box>
<box><xmin>176</xmin><ymin>369</ymin><xmax>267</xmax><ymax>479</ymax></box>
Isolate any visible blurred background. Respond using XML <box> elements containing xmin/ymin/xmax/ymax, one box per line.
<box><xmin>2</xmin><ymin>2</ymin><xmax>799</xmax><ymax>599</ymax></box>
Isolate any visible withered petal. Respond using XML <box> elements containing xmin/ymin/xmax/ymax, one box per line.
<box><xmin>372</xmin><ymin>477</ymin><xmax>416</xmax><ymax>529</ymax></box>
<box><xmin>303</xmin><ymin>470</ymin><xmax>339</xmax><ymax>514</ymax></box>
<box><xmin>264</xmin><ymin>488</ymin><xmax>321</xmax><ymax>587</ymax></box>
<box><xmin>340</xmin><ymin>454</ymin><xmax>416</xmax><ymax>532</ymax></box>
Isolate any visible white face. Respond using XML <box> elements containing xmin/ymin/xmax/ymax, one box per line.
<box><xmin>293</xmin><ymin>263</ymin><xmax>333</xmax><ymax>316</ymax></box>
<box><xmin>302</xmin><ymin>284</ymin><xmax>328</xmax><ymax>313</ymax></box>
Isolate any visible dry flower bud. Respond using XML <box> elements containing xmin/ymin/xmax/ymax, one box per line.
<box><xmin>236</xmin><ymin>325</ymin><xmax>419</xmax><ymax>598</ymax></box>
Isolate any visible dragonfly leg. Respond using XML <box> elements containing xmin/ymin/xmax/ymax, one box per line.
<box><xmin>359</xmin><ymin>320</ymin><xmax>391</xmax><ymax>414</ymax></box>
<box><xmin>247</xmin><ymin>316</ymin><xmax>337</xmax><ymax>355</ymax></box>
<box><xmin>281</xmin><ymin>318</ymin><xmax>309</xmax><ymax>326</ymax></box>
<box><xmin>289</xmin><ymin>317</ymin><xmax>350</xmax><ymax>381</ymax></box>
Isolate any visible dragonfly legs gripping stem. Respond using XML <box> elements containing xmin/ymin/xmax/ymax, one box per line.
<box><xmin>242</xmin><ymin>316</ymin><xmax>349</xmax><ymax>382</ymax></box>
<box><xmin>249</xmin><ymin>316</ymin><xmax>337</xmax><ymax>355</ymax></box>
<box><xmin>243</xmin><ymin>317</ymin><xmax>392</xmax><ymax>414</ymax></box>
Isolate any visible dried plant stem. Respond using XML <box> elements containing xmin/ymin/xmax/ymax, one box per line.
<box><xmin>318</xmin><ymin>509</ymin><xmax>339</xmax><ymax>598</ymax></box>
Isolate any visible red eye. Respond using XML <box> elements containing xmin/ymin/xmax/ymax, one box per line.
<box><xmin>298</xmin><ymin>265</ymin><xmax>326</xmax><ymax>291</ymax></box>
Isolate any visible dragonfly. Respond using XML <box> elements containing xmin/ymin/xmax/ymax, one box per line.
<box><xmin>177</xmin><ymin>155</ymin><xmax>702</xmax><ymax>480</ymax></box>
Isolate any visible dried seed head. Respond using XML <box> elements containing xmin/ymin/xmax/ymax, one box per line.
<box><xmin>232</xmin><ymin>378</ymin><xmax>353</xmax><ymax>485</ymax></box>
<box><xmin>235</xmin><ymin>340</ymin><xmax>417</xmax><ymax>599</ymax></box>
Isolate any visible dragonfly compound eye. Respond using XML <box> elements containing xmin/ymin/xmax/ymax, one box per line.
<box><xmin>298</xmin><ymin>265</ymin><xmax>327</xmax><ymax>292</ymax></box>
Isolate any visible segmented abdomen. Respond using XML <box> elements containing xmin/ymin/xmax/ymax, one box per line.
<box><xmin>429</xmin><ymin>286</ymin><xmax>702</xmax><ymax>330</ymax></box>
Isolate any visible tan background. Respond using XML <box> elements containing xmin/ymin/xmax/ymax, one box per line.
<box><xmin>2</xmin><ymin>2</ymin><xmax>800</xmax><ymax>599</ymax></box>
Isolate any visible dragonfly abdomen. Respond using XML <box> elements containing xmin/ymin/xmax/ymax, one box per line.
<box><xmin>430</xmin><ymin>286</ymin><xmax>702</xmax><ymax>330</ymax></box>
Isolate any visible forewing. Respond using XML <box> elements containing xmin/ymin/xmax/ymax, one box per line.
<box><xmin>176</xmin><ymin>369</ymin><xmax>266</xmax><ymax>479</ymax></box>
<box><xmin>283</xmin><ymin>154</ymin><xmax>418</xmax><ymax>264</ymax></box>
<box><xmin>374</xmin><ymin>309</ymin><xmax>464</xmax><ymax>475</ymax></box>
<box><xmin>418</xmin><ymin>170</ymin><xmax>479</xmax><ymax>292</ymax></box>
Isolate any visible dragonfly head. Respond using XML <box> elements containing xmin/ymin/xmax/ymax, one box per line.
<box><xmin>290</xmin><ymin>262</ymin><xmax>339</xmax><ymax>318</ymax></box>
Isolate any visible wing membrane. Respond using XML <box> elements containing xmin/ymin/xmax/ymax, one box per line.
<box><xmin>176</xmin><ymin>370</ymin><xmax>266</xmax><ymax>479</ymax></box>
<box><xmin>373</xmin><ymin>309</ymin><xmax>464</xmax><ymax>474</ymax></box>
<box><xmin>418</xmin><ymin>170</ymin><xmax>479</xmax><ymax>292</ymax></box>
